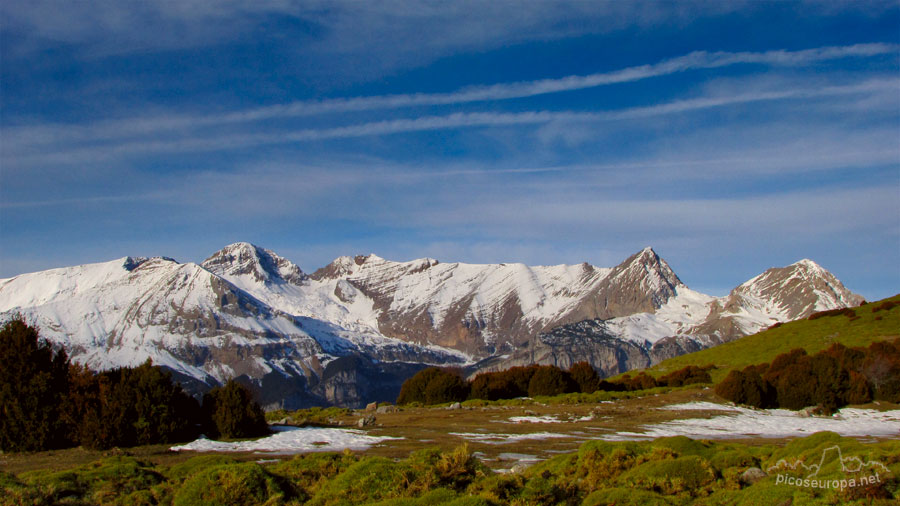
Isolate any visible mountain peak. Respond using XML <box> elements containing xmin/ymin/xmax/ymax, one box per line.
<box><xmin>589</xmin><ymin>247</ymin><xmax>684</xmax><ymax>314</ymax></box>
<box><xmin>618</xmin><ymin>247</ymin><xmax>683</xmax><ymax>287</ymax></box>
<box><xmin>731</xmin><ymin>259</ymin><xmax>864</xmax><ymax>320</ymax></box>
<box><xmin>202</xmin><ymin>243</ymin><xmax>306</xmax><ymax>285</ymax></box>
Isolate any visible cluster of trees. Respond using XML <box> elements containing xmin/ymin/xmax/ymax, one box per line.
<box><xmin>616</xmin><ymin>365</ymin><xmax>714</xmax><ymax>392</ymax></box>
<box><xmin>715</xmin><ymin>340</ymin><xmax>900</xmax><ymax>413</ymax></box>
<box><xmin>397</xmin><ymin>362</ymin><xmax>713</xmax><ymax>405</ymax></box>
<box><xmin>0</xmin><ymin>318</ymin><xmax>268</xmax><ymax>452</ymax></box>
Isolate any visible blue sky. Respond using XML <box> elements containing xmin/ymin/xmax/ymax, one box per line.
<box><xmin>1</xmin><ymin>1</ymin><xmax>898</xmax><ymax>300</ymax></box>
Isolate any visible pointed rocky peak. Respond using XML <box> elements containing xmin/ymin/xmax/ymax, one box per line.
<box><xmin>610</xmin><ymin>247</ymin><xmax>684</xmax><ymax>294</ymax></box>
<box><xmin>730</xmin><ymin>258</ymin><xmax>864</xmax><ymax>320</ymax></box>
<box><xmin>202</xmin><ymin>242</ymin><xmax>306</xmax><ymax>285</ymax></box>
<box><xmin>577</xmin><ymin>247</ymin><xmax>685</xmax><ymax>318</ymax></box>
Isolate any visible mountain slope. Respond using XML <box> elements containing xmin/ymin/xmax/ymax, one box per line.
<box><xmin>0</xmin><ymin>243</ymin><xmax>867</xmax><ymax>406</ymax></box>
<box><xmin>0</xmin><ymin>256</ymin><xmax>322</xmax><ymax>384</ymax></box>
<box><xmin>0</xmin><ymin>252</ymin><xmax>464</xmax><ymax>408</ymax></box>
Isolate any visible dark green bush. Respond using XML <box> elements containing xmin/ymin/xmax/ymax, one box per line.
<box><xmin>863</xmin><ymin>340</ymin><xmax>900</xmax><ymax>402</ymax></box>
<box><xmin>624</xmin><ymin>371</ymin><xmax>659</xmax><ymax>391</ymax></box>
<box><xmin>714</xmin><ymin>367</ymin><xmax>775</xmax><ymax>409</ymax></box>
<box><xmin>717</xmin><ymin>339</ymin><xmax>900</xmax><ymax>411</ymax></box>
<box><xmin>397</xmin><ymin>367</ymin><xmax>469</xmax><ymax>405</ymax></box>
<box><xmin>527</xmin><ymin>365</ymin><xmax>577</xmax><ymax>397</ymax></box>
<box><xmin>658</xmin><ymin>365</ymin><xmax>713</xmax><ymax>387</ymax></box>
<box><xmin>468</xmin><ymin>373</ymin><xmax>510</xmax><ymax>401</ymax></box>
<box><xmin>567</xmin><ymin>361</ymin><xmax>600</xmax><ymax>393</ymax></box>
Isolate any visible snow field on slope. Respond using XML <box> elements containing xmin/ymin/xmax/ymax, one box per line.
<box><xmin>0</xmin><ymin>257</ymin><xmax>137</xmax><ymax>308</ymax></box>
<box><xmin>352</xmin><ymin>257</ymin><xmax>611</xmax><ymax>330</ymax></box>
<box><xmin>604</xmin><ymin>287</ymin><xmax>716</xmax><ymax>344</ymax></box>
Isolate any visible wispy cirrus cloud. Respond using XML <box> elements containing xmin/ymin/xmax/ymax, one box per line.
<box><xmin>4</xmin><ymin>43</ymin><xmax>896</xmax><ymax>152</ymax></box>
<box><xmin>5</xmin><ymin>77</ymin><xmax>897</xmax><ymax>167</ymax></box>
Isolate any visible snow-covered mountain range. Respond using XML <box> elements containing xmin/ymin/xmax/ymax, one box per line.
<box><xmin>0</xmin><ymin>242</ymin><xmax>864</xmax><ymax>407</ymax></box>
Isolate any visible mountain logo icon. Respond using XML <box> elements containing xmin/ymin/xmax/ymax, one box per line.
<box><xmin>768</xmin><ymin>445</ymin><xmax>889</xmax><ymax>479</ymax></box>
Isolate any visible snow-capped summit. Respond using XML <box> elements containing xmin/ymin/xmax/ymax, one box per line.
<box><xmin>727</xmin><ymin>258</ymin><xmax>865</xmax><ymax>321</ymax></box>
<box><xmin>202</xmin><ymin>242</ymin><xmax>306</xmax><ymax>285</ymax></box>
<box><xmin>0</xmin><ymin>244</ymin><xmax>865</xmax><ymax>407</ymax></box>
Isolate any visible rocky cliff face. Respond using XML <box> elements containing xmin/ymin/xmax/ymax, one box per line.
<box><xmin>0</xmin><ymin>243</ymin><xmax>865</xmax><ymax>406</ymax></box>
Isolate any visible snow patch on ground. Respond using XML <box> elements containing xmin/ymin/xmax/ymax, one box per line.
<box><xmin>601</xmin><ymin>403</ymin><xmax>900</xmax><ymax>441</ymax></box>
<box><xmin>170</xmin><ymin>426</ymin><xmax>401</xmax><ymax>454</ymax></box>
<box><xmin>449</xmin><ymin>431</ymin><xmax>572</xmax><ymax>444</ymax></box>
<box><xmin>506</xmin><ymin>415</ymin><xmax>564</xmax><ymax>424</ymax></box>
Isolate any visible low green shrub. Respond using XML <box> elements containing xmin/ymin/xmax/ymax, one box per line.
<box><xmin>621</xmin><ymin>455</ymin><xmax>717</xmax><ymax>497</ymax></box>
<box><xmin>306</xmin><ymin>456</ymin><xmax>408</xmax><ymax>506</ymax></box>
<box><xmin>18</xmin><ymin>456</ymin><xmax>164</xmax><ymax>506</ymax></box>
<box><xmin>165</xmin><ymin>454</ymin><xmax>239</xmax><ymax>483</ymax></box>
<box><xmin>173</xmin><ymin>462</ymin><xmax>286</xmax><ymax>506</ymax></box>
<box><xmin>466</xmin><ymin>473</ymin><xmax>525</xmax><ymax>504</ymax></box>
<box><xmin>268</xmin><ymin>451</ymin><xmax>358</xmax><ymax>500</ymax></box>
<box><xmin>650</xmin><ymin>436</ymin><xmax>715</xmax><ymax>460</ymax></box>
<box><xmin>406</xmin><ymin>445</ymin><xmax>487</xmax><ymax>494</ymax></box>
<box><xmin>582</xmin><ymin>487</ymin><xmax>672</xmax><ymax>506</ymax></box>
<box><xmin>366</xmin><ymin>488</ymin><xmax>459</xmax><ymax>506</ymax></box>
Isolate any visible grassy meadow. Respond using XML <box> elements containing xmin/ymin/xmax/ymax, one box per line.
<box><xmin>2</xmin><ymin>295</ymin><xmax>898</xmax><ymax>505</ymax></box>
<box><xmin>3</xmin><ymin>429</ymin><xmax>898</xmax><ymax>505</ymax></box>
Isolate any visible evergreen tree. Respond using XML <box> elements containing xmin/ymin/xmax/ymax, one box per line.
<box><xmin>203</xmin><ymin>379</ymin><xmax>269</xmax><ymax>439</ymax></box>
<box><xmin>0</xmin><ymin>317</ymin><xmax>72</xmax><ymax>451</ymax></box>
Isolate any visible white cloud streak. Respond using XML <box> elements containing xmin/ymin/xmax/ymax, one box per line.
<box><xmin>3</xmin><ymin>43</ymin><xmax>896</xmax><ymax>151</ymax></box>
<box><xmin>215</xmin><ymin>43</ymin><xmax>899</xmax><ymax>120</ymax></box>
<box><xmin>5</xmin><ymin>77</ymin><xmax>896</xmax><ymax>166</ymax></box>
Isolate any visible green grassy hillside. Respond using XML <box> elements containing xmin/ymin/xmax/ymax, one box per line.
<box><xmin>647</xmin><ymin>294</ymin><xmax>900</xmax><ymax>382</ymax></box>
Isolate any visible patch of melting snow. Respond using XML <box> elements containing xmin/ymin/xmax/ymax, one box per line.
<box><xmin>601</xmin><ymin>403</ymin><xmax>900</xmax><ymax>441</ymax></box>
<box><xmin>450</xmin><ymin>431</ymin><xmax>572</xmax><ymax>444</ymax></box>
<box><xmin>497</xmin><ymin>452</ymin><xmax>540</xmax><ymax>462</ymax></box>
<box><xmin>170</xmin><ymin>425</ymin><xmax>401</xmax><ymax>454</ymax></box>
<box><xmin>507</xmin><ymin>415</ymin><xmax>564</xmax><ymax>424</ymax></box>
